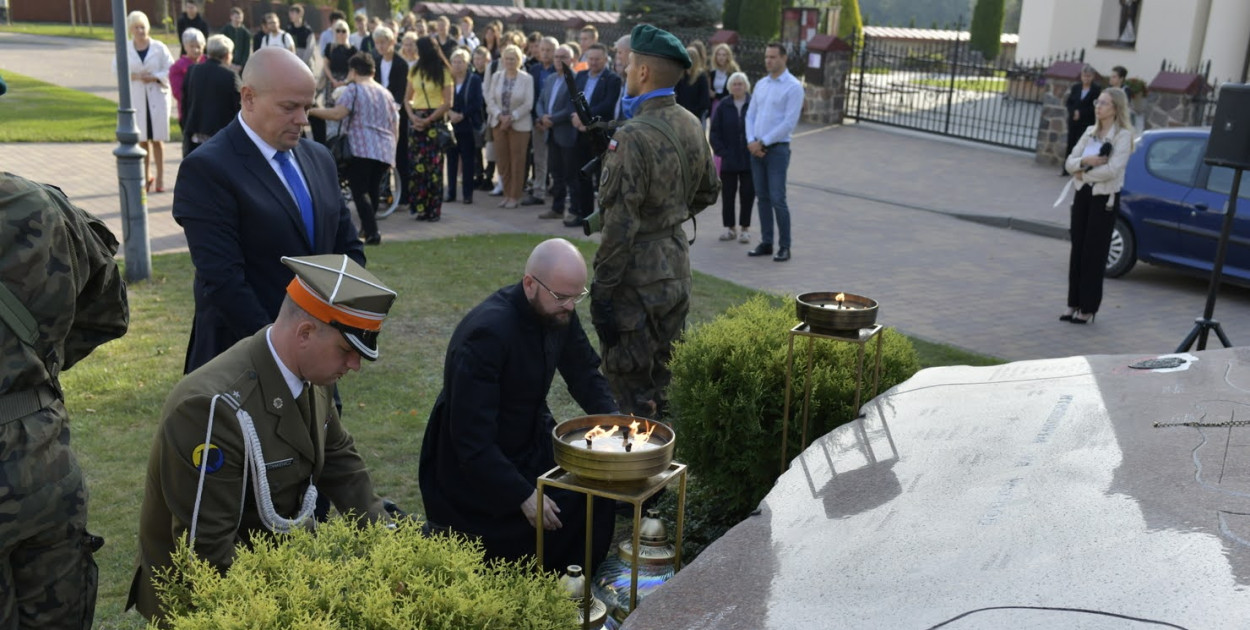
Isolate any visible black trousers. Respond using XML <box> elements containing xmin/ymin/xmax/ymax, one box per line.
<box><xmin>347</xmin><ymin>158</ymin><xmax>388</xmax><ymax>239</ymax></box>
<box><xmin>445</xmin><ymin>129</ymin><xmax>478</xmax><ymax>202</ymax></box>
<box><xmin>1068</xmin><ymin>186</ymin><xmax>1117</xmax><ymax>314</ymax></box>
<box><xmin>547</xmin><ymin>140</ymin><xmax>572</xmax><ymax>213</ymax></box>
<box><xmin>570</xmin><ymin>136</ymin><xmax>598</xmax><ymax>219</ymax></box>
<box><xmin>720</xmin><ymin>169</ymin><xmax>754</xmax><ymax>228</ymax></box>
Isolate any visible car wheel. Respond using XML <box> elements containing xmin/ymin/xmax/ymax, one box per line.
<box><xmin>1105</xmin><ymin>216</ymin><xmax>1137</xmax><ymax>278</ymax></box>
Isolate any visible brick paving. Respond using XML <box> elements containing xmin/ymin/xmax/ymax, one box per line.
<box><xmin>3</xmin><ymin>32</ymin><xmax>1248</xmax><ymax>363</ymax></box>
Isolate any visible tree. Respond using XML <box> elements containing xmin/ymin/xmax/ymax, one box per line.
<box><xmin>723</xmin><ymin>0</ymin><xmax>743</xmax><ymax>31</ymax></box>
<box><xmin>619</xmin><ymin>0</ymin><xmax>719</xmax><ymax>30</ymax></box>
<box><xmin>736</xmin><ymin>0</ymin><xmax>782</xmax><ymax>40</ymax></box>
<box><xmin>837</xmin><ymin>0</ymin><xmax>863</xmax><ymax>47</ymax></box>
<box><xmin>968</xmin><ymin>0</ymin><xmax>1005</xmax><ymax>60</ymax></box>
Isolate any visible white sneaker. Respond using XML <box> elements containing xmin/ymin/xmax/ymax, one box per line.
<box><xmin>718</xmin><ymin>228</ymin><xmax>736</xmax><ymax>241</ymax></box>
<box><xmin>489</xmin><ymin>181</ymin><xmax>504</xmax><ymax>196</ymax></box>
<box><xmin>738</xmin><ymin>230</ymin><xmax>751</xmax><ymax>244</ymax></box>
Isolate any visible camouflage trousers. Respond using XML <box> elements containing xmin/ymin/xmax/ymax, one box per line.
<box><xmin>601</xmin><ymin>280</ymin><xmax>690</xmax><ymax>419</ymax></box>
<box><xmin>0</xmin><ymin>400</ymin><xmax>98</xmax><ymax>630</ymax></box>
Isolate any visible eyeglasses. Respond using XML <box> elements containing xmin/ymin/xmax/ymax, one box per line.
<box><xmin>336</xmin><ymin>29</ymin><xmax>348</xmax><ymax>33</ymax></box>
<box><xmin>532</xmin><ymin>276</ymin><xmax>588</xmax><ymax>306</ymax></box>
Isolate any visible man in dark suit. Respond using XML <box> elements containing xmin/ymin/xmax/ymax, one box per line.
<box><xmin>419</xmin><ymin>238</ymin><xmax>619</xmax><ymax>572</ymax></box>
<box><xmin>371</xmin><ymin>26</ymin><xmax>409</xmax><ymax>214</ymax></box>
<box><xmin>535</xmin><ymin>45</ymin><xmax>577</xmax><ymax>222</ymax></box>
<box><xmin>1063</xmin><ymin>64</ymin><xmax>1101</xmax><ymax>175</ymax></box>
<box><xmin>567</xmin><ymin>43</ymin><xmax>621</xmax><ymax>228</ymax></box>
<box><xmin>173</xmin><ymin>47</ymin><xmax>365</xmax><ymax>374</ymax></box>
<box><xmin>181</xmin><ymin>34</ymin><xmax>241</xmax><ymax>157</ymax></box>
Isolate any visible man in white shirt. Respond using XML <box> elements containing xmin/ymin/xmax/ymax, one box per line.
<box><xmin>255</xmin><ymin>12</ymin><xmax>295</xmax><ymax>53</ymax></box>
<box><xmin>458</xmin><ymin>16</ymin><xmax>480</xmax><ymax>51</ymax></box>
<box><xmin>744</xmin><ymin>42</ymin><xmax>803</xmax><ymax>262</ymax></box>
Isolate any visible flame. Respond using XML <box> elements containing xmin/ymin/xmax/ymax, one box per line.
<box><xmin>835</xmin><ymin>292</ymin><xmax>846</xmax><ymax>303</ymax></box>
<box><xmin>584</xmin><ymin>425</ymin><xmax>619</xmax><ymax>441</ymax></box>
<box><xmin>629</xmin><ymin>420</ymin><xmax>656</xmax><ymax>447</ymax></box>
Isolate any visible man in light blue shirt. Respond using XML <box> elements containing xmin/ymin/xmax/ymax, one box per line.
<box><xmin>744</xmin><ymin>42</ymin><xmax>804</xmax><ymax>262</ymax></box>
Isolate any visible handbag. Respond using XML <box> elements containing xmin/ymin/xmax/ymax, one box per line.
<box><xmin>326</xmin><ymin>84</ymin><xmax>356</xmax><ymax>172</ymax></box>
<box><xmin>420</xmin><ymin>78</ymin><xmax>456</xmax><ymax>152</ymax></box>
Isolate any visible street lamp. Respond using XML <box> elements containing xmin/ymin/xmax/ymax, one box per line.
<box><xmin>111</xmin><ymin>0</ymin><xmax>152</xmax><ymax>282</ymax></box>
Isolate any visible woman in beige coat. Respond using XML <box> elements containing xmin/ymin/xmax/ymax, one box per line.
<box><xmin>485</xmin><ymin>44</ymin><xmax>533</xmax><ymax>209</ymax></box>
<box><xmin>116</xmin><ymin>10</ymin><xmax>173</xmax><ymax>192</ymax></box>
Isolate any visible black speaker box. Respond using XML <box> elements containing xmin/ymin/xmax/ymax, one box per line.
<box><xmin>1205</xmin><ymin>83</ymin><xmax>1250</xmax><ymax>169</ymax></box>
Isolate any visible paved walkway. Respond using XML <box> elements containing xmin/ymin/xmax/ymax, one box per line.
<box><xmin>3</xmin><ymin>32</ymin><xmax>1248</xmax><ymax>363</ymax></box>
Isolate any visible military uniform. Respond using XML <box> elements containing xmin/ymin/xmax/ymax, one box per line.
<box><xmin>0</xmin><ymin>172</ymin><xmax>129</xmax><ymax>629</ymax></box>
<box><xmin>590</xmin><ymin>25</ymin><xmax>720</xmax><ymax>418</ymax></box>
<box><xmin>129</xmin><ymin>255</ymin><xmax>396</xmax><ymax>621</ymax></box>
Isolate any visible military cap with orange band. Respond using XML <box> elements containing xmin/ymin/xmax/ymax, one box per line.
<box><xmin>280</xmin><ymin>254</ymin><xmax>398</xmax><ymax>361</ymax></box>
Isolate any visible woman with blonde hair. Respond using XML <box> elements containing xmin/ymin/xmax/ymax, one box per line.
<box><xmin>484</xmin><ymin>43</ymin><xmax>533</xmax><ymax>208</ymax></box>
<box><xmin>708</xmin><ymin>43</ymin><xmax>740</xmax><ymax>108</ymax></box>
<box><xmin>675</xmin><ymin>44</ymin><xmax>711</xmax><ymax>123</ymax></box>
<box><xmin>115</xmin><ymin>10</ymin><xmax>173</xmax><ymax>192</ymax></box>
<box><xmin>1061</xmin><ymin>86</ymin><xmax>1134</xmax><ymax>324</ymax></box>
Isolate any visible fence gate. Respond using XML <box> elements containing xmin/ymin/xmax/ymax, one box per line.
<box><xmin>847</xmin><ymin>32</ymin><xmax>1082</xmax><ymax>152</ymax></box>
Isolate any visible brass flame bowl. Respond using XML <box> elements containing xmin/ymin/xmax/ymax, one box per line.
<box><xmin>552</xmin><ymin>414</ymin><xmax>675</xmax><ymax>482</ymax></box>
<box><xmin>796</xmin><ymin>291</ymin><xmax>878</xmax><ymax>334</ymax></box>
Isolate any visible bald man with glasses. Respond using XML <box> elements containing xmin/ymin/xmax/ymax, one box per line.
<box><xmin>419</xmin><ymin>238</ymin><xmax>619</xmax><ymax>573</ymax></box>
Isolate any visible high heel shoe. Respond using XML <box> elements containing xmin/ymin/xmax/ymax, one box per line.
<box><xmin>145</xmin><ymin>176</ymin><xmax>154</xmax><ymax>193</ymax></box>
<box><xmin>1059</xmin><ymin>310</ymin><xmax>1075</xmax><ymax>322</ymax></box>
<box><xmin>1070</xmin><ymin>312</ymin><xmax>1095</xmax><ymax>324</ymax></box>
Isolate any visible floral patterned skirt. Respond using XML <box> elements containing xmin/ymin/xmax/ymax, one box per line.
<box><xmin>407</xmin><ymin>110</ymin><xmax>444</xmax><ymax>219</ymax></box>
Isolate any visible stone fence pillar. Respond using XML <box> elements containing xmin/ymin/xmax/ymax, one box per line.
<box><xmin>801</xmin><ymin>35</ymin><xmax>853</xmax><ymax>125</ymax></box>
<box><xmin>1140</xmin><ymin>72</ymin><xmax>1209</xmax><ymax>129</ymax></box>
<box><xmin>1035</xmin><ymin>61</ymin><xmax>1090</xmax><ymax>166</ymax></box>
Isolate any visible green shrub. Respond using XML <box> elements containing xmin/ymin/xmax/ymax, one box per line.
<box><xmin>969</xmin><ymin>0</ymin><xmax>1006</xmax><ymax>61</ymax></box>
<box><xmin>837</xmin><ymin>0</ymin><xmax>864</xmax><ymax>49</ymax></box>
<box><xmin>154</xmin><ymin>517</ymin><xmax>579</xmax><ymax>629</ymax></box>
<box><xmin>667</xmin><ymin>295</ymin><xmax>920</xmax><ymax>520</ymax></box>
<box><xmin>736</xmin><ymin>0</ymin><xmax>781</xmax><ymax>40</ymax></box>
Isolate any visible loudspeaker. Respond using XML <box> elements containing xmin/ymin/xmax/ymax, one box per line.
<box><xmin>1204</xmin><ymin>83</ymin><xmax>1250</xmax><ymax>169</ymax></box>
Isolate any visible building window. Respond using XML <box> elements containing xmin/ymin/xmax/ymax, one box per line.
<box><xmin>1097</xmin><ymin>0</ymin><xmax>1140</xmax><ymax>49</ymax></box>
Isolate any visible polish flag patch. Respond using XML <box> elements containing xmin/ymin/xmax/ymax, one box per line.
<box><xmin>608</xmin><ymin>139</ymin><xmax>618</xmax><ymax>152</ymax></box>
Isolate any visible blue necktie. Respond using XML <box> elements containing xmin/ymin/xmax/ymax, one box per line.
<box><xmin>274</xmin><ymin>150</ymin><xmax>315</xmax><ymax>246</ymax></box>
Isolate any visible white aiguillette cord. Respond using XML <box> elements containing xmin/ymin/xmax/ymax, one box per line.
<box><xmin>189</xmin><ymin>394</ymin><xmax>319</xmax><ymax>543</ymax></box>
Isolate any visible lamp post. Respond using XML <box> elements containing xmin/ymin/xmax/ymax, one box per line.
<box><xmin>112</xmin><ymin>0</ymin><xmax>151</xmax><ymax>282</ymax></box>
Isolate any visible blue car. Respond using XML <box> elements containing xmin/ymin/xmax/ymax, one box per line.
<box><xmin>1109</xmin><ymin>127</ymin><xmax>1250</xmax><ymax>283</ymax></box>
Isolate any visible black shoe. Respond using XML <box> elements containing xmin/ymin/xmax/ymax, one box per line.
<box><xmin>773</xmin><ymin>247</ymin><xmax>791</xmax><ymax>262</ymax></box>
<box><xmin>520</xmin><ymin>195</ymin><xmax>544</xmax><ymax>206</ymax></box>
<box><xmin>563</xmin><ymin>217</ymin><xmax>584</xmax><ymax>228</ymax></box>
<box><xmin>364</xmin><ymin>234</ymin><xmax>381</xmax><ymax>245</ymax></box>
<box><xmin>748</xmin><ymin>243</ymin><xmax>773</xmax><ymax>257</ymax></box>
<box><xmin>427</xmin><ymin>213</ymin><xmax>441</xmax><ymax>222</ymax></box>
<box><xmin>1070</xmin><ymin>312</ymin><xmax>1095</xmax><ymax>324</ymax></box>
<box><xmin>1059</xmin><ymin>311</ymin><xmax>1075</xmax><ymax>322</ymax></box>
<box><xmin>445</xmin><ymin>194</ymin><xmax>456</xmax><ymax>203</ymax></box>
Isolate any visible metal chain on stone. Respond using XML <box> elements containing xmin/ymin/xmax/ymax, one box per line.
<box><xmin>1154</xmin><ymin>413</ymin><xmax>1250</xmax><ymax>429</ymax></box>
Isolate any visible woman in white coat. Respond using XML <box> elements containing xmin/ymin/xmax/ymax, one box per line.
<box><xmin>117</xmin><ymin>10</ymin><xmax>174</xmax><ymax>192</ymax></box>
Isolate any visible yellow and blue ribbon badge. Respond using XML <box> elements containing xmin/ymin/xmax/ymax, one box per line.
<box><xmin>192</xmin><ymin>443</ymin><xmax>224</xmax><ymax>474</ymax></box>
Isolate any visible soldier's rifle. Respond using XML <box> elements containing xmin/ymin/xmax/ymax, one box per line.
<box><xmin>562</xmin><ymin>65</ymin><xmax>612</xmax><ymax>235</ymax></box>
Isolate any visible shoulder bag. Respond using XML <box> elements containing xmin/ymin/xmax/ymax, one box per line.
<box><xmin>326</xmin><ymin>83</ymin><xmax>356</xmax><ymax>172</ymax></box>
<box><xmin>420</xmin><ymin>76</ymin><xmax>456</xmax><ymax>151</ymax></box>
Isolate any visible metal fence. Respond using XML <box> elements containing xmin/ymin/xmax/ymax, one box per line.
<box><xmin>847</xmin><ymin>32</ymin><xmax>1084</xmax><ymax>151</ymax></box>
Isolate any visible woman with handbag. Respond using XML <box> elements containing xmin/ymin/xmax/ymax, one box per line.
<box><xmin>1061</xmin><ymin>87</ymin><xmax>1134</xmax><ymax>325</ymax></box>
<box><xmin>404</xmin><ymin>36</ymin><xmax>454</xmax><ymax>221</ymax></box>
<box><xmin>484</xmin><ymin>44</ymin><xmax>533</xmax><ymax>209</ymax></box>
<box><xmin>309</xmin><ymin>53</ymin><xmax>398</xmax><ymax>245</ymax></box>
<box><xmin>446</xmin><ymin>48</ymin><xmax>484</xmax><ymax>205</ymax></box>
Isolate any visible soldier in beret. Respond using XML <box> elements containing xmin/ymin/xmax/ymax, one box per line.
<box><xmin>590</xmin><ymin>24</ymin><xmax>720</xmax><ymax>419</ymax></box>
<box><xmin>129</xmin><ymin>255</ymin><xmax>397</xmax><ymax>621</ymax></box>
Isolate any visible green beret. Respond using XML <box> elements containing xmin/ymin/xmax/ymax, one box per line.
<box><xmin>630</xmin><ymin>24</ymin><xmax>691</xmax><ymax>69</ymax></box>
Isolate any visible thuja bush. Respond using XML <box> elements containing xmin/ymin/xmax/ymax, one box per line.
<box><xmin>668</xmin><ymin>295</ymin><xmax>920</xmax><ymax>521</ymax></box>
<box><xmin>154</xmin><ymin>517</ymin><xmax>579</xmax><ymax>630</ymax></box>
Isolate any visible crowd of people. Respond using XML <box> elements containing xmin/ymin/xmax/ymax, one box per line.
<box><xmin>131</xmin><ymin>1</ymin><xmax>805</xmax><ymax>255</ymax></box>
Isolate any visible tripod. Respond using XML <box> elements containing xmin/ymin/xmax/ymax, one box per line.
<box><xmin>1176</xmin><ymin>166</ymin><xmax>1242</xmax><ymax>352</ymax></box>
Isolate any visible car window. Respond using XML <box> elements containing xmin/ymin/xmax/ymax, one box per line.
<box><xmin>1145</xmin><ymin>137</ymin><xmax>1204</xmax><ymax>186</ymax></box>
<box><xmin>1205</xmin><ymin>166</ymin><xmax>1250</xmax><ymax>200</ymax></box>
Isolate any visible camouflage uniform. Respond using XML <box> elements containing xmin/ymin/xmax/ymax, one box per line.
<box><xmin>591</xmin><ymin>95</ymin><xmax>719</xmax><ymax>418</ymax></box>
<box><xmin>0</xmin><ymin>172</ymin><xmax>129</xmax><ymax>629</ymax></box>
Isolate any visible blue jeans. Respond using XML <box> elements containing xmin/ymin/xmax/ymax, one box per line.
<box><xmin>750</xmin><ymin>143</ymin><xmax>791</xmax><ymax>248</ymax></box>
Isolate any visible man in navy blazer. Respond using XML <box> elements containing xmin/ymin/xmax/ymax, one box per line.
<box><xmin>534</xmin><ymin>45</ymin><xmax>577</xmax><ymax>221</ymax></box>
<box><xmin>174</xmin><ymin>47</ymin><xmax>365</xmax><ymax>374</ymax></box>
<box><xmin>568</xmin><ymin>43</ymin><xmax>621</xmax><ymax>227</ymax></box>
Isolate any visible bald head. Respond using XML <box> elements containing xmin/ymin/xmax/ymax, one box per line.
<box><xmin>525</xmin><ymin>238</ymin><xmax>586</xmax><ymax>285</ymax></box>
<box><xmin>240</xmin><ymin>48</ymin><xmax>316</xmax><ymax>151</ymax></box>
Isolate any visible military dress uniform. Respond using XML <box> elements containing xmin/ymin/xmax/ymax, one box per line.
<box><xmin>129</xmin><ymin>255</ymin><xmax>397</xmax><ymax>621</ymax></box>
<box><xmin>591</xmin><ymin>25</ymin><xmax>720</xmax><ymax>418</ymax></box>
<box><xmin>0</xmin><ymin>172</ymin><xmax>129</xmax><ymax>629</ymax></box>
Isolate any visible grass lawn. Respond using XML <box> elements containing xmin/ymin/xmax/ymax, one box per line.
<box><xmin>0</xmin><ymin>21</ymin><xmax>181</xmax><ymax>48</ymax></box>
<box><xmin>912</xmin><ymin>76</ymin><xmax>1008</xmax><ymax>92</ymax></box>
<box><xmin>0</xmin><ymin>70</ymin><xmax>182</xmax><ymax>143</ymax></box>
<box><xmin>67</xmin><ymin>234</ymin><xmax>997</xmax><ymax>628</ymax></box>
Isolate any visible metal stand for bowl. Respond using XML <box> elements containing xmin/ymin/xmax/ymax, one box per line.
<box><xmin>537</xmin><ymin>463</ymin><xmax>687</xmax><ymax>630</ymax></box>
<box><xmin>780</xmin><ymin>323</ymin><xmax>884</xmax><ymax>473</ymax></box>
